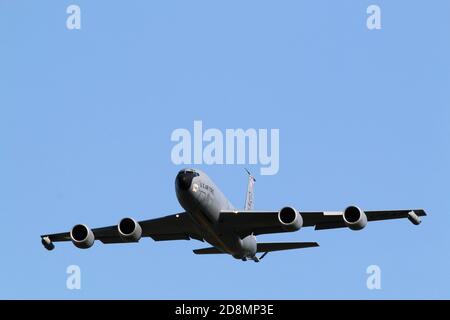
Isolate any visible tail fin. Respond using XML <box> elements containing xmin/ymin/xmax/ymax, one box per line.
<box><xmin>244</xmin><ymin>169</ymin><xmax>256</xmax><ymax>210</ymax></box>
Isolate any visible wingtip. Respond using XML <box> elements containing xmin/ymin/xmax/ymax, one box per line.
<box><xmin>408</xmin><ymin>210</ymin><xmax>423</xmax><ymax>225</ymax></box>
<box><xmin>41</xmin><ymin>236</ymin><xmax>55</xmax><ymax>251</ymax></box>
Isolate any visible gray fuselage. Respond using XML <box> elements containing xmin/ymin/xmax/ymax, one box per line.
<box><xmin>175</xmin><ymin>169</ymin><xmax>257</xmax><ymax>260</ymax></box>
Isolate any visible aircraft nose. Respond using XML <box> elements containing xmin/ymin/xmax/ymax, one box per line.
<box><xmin>175</xmin><ymin>170</ymin><xmax>196</xmax><ymax>191</ymax></box>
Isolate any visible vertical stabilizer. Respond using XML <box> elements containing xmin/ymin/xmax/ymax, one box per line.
<box><xmin>244</xmin><ymin>169</ymin><xmax>256</xmax><ymax>210</ymax></box>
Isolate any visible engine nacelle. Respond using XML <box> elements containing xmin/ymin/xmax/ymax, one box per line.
<box><xmin>70</xmin><ymin>224</ymin><xmax>95</xmax><ymax>249</ymax></box>
<box><xmin>278</xmin><ymin>206</ymin><xmax>303</xmax><ymax>231</ymax></box>
<box><xmin>118</xmin><ymin>217</ymin><xmax>142</xmax><ymax>242</ymax></box>
<box><xmin>343</xmin><ymin>206</ymin><xmax>368</xmax><ymax>231</ymax></box>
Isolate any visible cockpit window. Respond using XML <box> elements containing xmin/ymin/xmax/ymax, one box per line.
<box><xmin>176</xmin><ymin>170</ymin><xmax>199</xmax><ymax>190</ymax></box>
<box><xmin>180</xmin><ymin>169</ymin><xmax>199</xmax><ymax>177</ymax></box>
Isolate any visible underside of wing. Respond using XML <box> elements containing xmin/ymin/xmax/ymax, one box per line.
<box><xmin>139</xmin><ymin>214</ymin><xmax>204</xmax><ymax>242</ymax></box>
<box><xmin>218</xmin><ymin>208</ymin><xmax>427</xmax><ymax>237</ymax></box>
<box><xmin>303</xmin><ymin>209</ymin><xmax>427</xmax><ymax>230</ymax></box>
<box><xmin>219</xmin><ymin>210</ymin><xmax>288</xmax><ymax>237</ymax></box>
<box><xmin>41</xmin><ymin>212</ymin><xmax>204</xmax><ymax>250</ymax></box>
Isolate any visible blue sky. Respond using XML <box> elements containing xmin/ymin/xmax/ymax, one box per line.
<box><xmin>1</xmin><ymin>1</ymin><xmax>449</xmax><ymax>299</ymax></box>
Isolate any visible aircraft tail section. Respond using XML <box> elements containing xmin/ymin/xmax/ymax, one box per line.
<box><xmin>244</xmin><ymin>169</ymin><xmax>256</xmax><ymax>211</ymax></box>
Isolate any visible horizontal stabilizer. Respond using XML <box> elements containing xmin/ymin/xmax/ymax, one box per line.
<box><xmin>193</xmin><ymin>247</ymin><xmax>225</xmax><ymax>255</ymax></box>
<box><xmin>257</xmin><ymin>242</ymin><xmax>319</xmax><ymax>253</ymax></box>
<box><xmin>193</xmin><ymin>242</ymin><xmax>319</xmax><ymax>255</ymax></box>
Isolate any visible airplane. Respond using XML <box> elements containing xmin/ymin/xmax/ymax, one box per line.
<box><xmin>41</xmin><ymin>168</ymin><xmax>427</xmax><ymax>262</ymax></box>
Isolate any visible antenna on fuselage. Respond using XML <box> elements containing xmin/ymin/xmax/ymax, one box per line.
<box><xmin>244</xmin><ymin>168</ymin><xmax>256</xmax><ymax>211</ymax></box>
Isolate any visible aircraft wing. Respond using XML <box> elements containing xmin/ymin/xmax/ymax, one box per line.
<box><xmin>219</xmin><ymin>209</ymin><xmax>426</xmax><ymax>237</ymax></box>
<box><xmin>302</xmin><ymin>209</ymin><xmax>427</xmax><ymax>230</ymax></box>
<box><xmin>41</xmin><ymin>212</ymin><xmax>204</xmax><ymax>250</ymax></box>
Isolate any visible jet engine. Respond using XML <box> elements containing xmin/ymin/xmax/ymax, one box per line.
<box><xmin>70</xmin><ymin>224</ymin><xmax>95</xmax><ymax>249</ymax></box>
<box><xmin>118</xmin><ymin>217</ymin><xmax>142</xmax><ymax>242</ymax></box>
<box><xmin>343</xmin><ymin>206</ymin><xmax>368</xmax><ymax>231</ymax></box>
<box><xmin>278</xmin><ymin>206</ymin><xmax>303</xmax><ymax>231</ymax></box>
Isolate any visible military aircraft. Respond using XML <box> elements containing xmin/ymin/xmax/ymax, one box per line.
<box><xmin>41</xmin><ymin>168</ymin><xmax>426</xmax><ymax>262</ymax></box>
